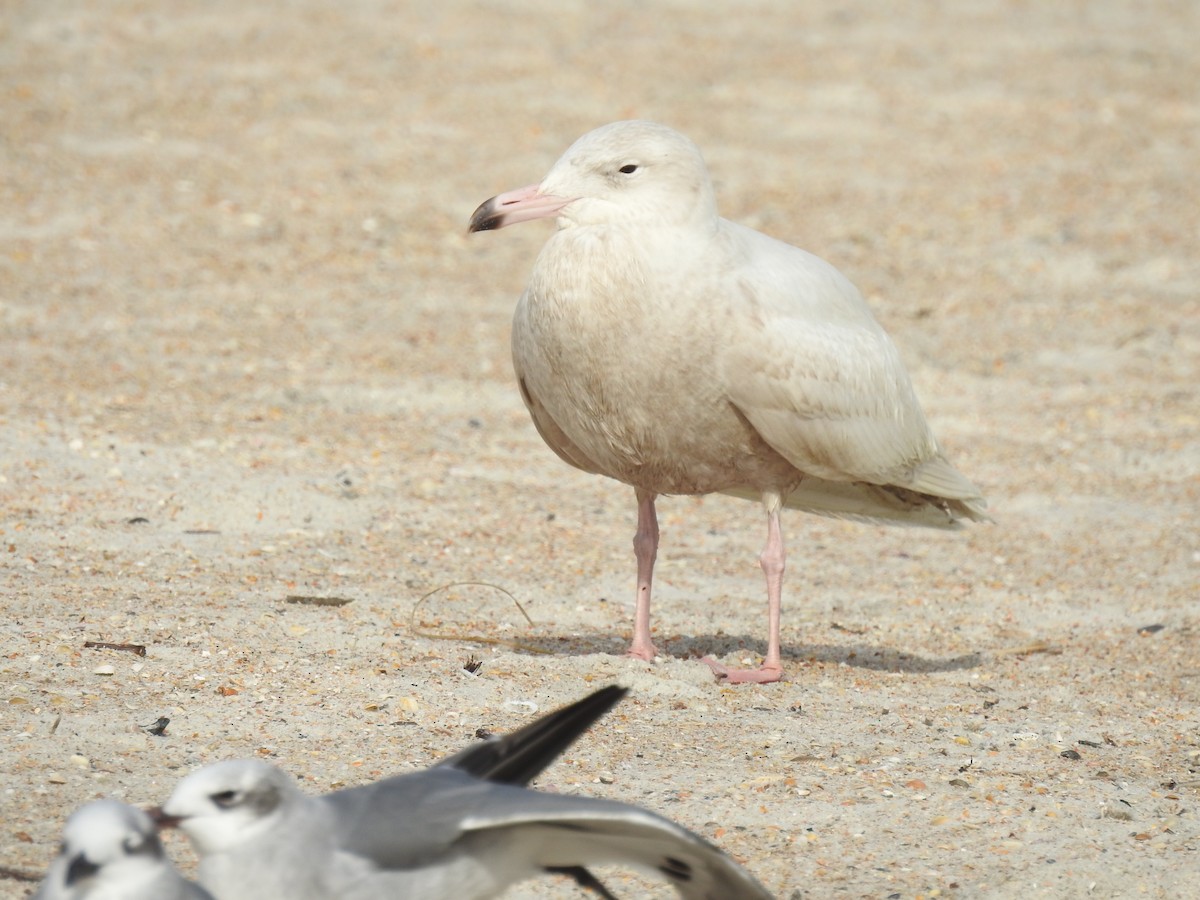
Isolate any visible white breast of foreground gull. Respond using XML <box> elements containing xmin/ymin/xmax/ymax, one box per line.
<box><xmin>469</xmin><ymin>120</ymin><xmax>989</xmax><ymax>684</ymax></box>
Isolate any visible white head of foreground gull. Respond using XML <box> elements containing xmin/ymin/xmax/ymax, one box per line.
<box><xmin>468</xmin><ymin>120</ymin><xmax>989</xmax><ymax>684</ymax></box>
<box><xmin>155</xmin><ymin>686</ymin><xmax>773</xmax><ymax>899</ymax></box>
<box><xmin>33</xmin><ymin>799</ymin><xmax>212</xmax><ymax>900</ymax></box>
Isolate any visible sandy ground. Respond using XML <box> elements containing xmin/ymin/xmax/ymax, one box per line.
<box><xmin>2</xmin><ymin>1</ymin><xmax>1198</xmax><ymax>897</ymax></box>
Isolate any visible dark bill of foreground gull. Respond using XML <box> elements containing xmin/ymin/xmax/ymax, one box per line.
<box><xmin>155</xmin><ymin>686</ymin><xmax>774</xmax><ymax>899</ymax></box>
<box><xmin>469</xmin><ymin>120</ymin><xmax>989</xmax><ymax>684</ymax></box>
<box><xmin>33</xmin><ymin>799</ymin><xmax>213</xmax><ymax>900</ymax></box>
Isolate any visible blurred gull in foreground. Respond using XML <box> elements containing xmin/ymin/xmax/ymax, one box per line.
<box><xmin>157</xmin><ymin>685</ymin><xmax>773</xmax><ymax>899</ymax></box>
<box><xmin>34</xmin><ymin>799</ymin><xmax>211</xmax><ymax>900</ymax></box>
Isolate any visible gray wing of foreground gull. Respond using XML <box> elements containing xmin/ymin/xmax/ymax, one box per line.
<box><xmin>34</xmin><ymin>799</ymin><xmax>212</xmax><ymax>900</ymax></box>
<box><xmin>159</xmin><ymin>685</ymin><xmax>774</xmax><ymax>899</ymax></box>
<box><xmin>437</xmin><ymin>683</ymin><xmax>628</xmax><ymax>897</ymax></box>
<box><xmin>468</xmin><ymin>120</ymin><xmax>989</xmax><ymax>683</ymax></box>
<box><xmin>323</xmin><ymin>767</ymin><xmax>774</xmax><ymax>899</ymax></box>
<box><xmin>438</xmin><ymin>683</ymin><xmax>629</xmax><ymax>898</ymax></box>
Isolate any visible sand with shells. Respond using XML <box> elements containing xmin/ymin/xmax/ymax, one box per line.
<box><xmin>2</xmin><ymin>1</ymin><xmax>1197</xmax><ymax>897</ymax></box>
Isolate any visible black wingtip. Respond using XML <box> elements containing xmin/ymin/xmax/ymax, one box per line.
<box><xmin>443</xmin><ymin>685</ymin><xmax>630</xmax><ymax>785</ymax></box>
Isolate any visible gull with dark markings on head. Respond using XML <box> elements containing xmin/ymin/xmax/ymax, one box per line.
<box><xmin>155</xmin><ymin>686</ymin><xmax>773</xmax><ymax>899</ymax></box>
<box><xmin>33</xmin><ymin>800</ymin><xmax>212</xmax><ymax>900</ymax></box>
<box><xmin>469</xmin><ymin>120</ymin><xmax>989</xmax><ymax>684</ymax></box>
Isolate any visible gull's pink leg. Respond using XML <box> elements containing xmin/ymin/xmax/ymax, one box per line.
<box><xmin>703</xmin><ymin>495</ymin><xmax>786</xmax><ymax>684</ymax></box>
<box><xmin>627</xmin><ymin>489</ymin><xmax>659</xmax><ymax>661</ymax></box>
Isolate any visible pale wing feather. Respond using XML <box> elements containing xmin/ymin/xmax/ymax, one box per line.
<box><xmin>718</xmin><ymin>222</ymin><xmax>985</xmax><ymax>512</ymax></box>
<box><xmin>456</xmin><ymin>788</ymin><xmax>775</xmax><ymax>900</ymax></box>
<box><xmin>323</xmin><ymin>770</ymin><xmax>772</xmax><ymax>899</ymax></box>
<box><xmin>720</xmin><ymin>481</ymin><xmax>964</xmax><ymax>528</ymax></box>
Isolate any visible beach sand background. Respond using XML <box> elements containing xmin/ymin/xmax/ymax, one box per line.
<box><xmin>1</xmin><ymin>1</ymin><xmax>1197</xmax><ymax>896</ymax></box>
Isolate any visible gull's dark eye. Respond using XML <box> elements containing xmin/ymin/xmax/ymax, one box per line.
<box><xmin>618</xmin><ymin>164</ymin><xmax>639</xmax><ymax>174</ymax></box>
<box><xmin>210</xmin><ymin>790</ymin><xmax>240</xmax><ymax>809</ymax></box>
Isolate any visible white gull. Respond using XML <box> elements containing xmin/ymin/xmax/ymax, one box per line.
<box><xmin>469</xmin><ymin>120</ymin><xmax>988</xmax><ymax>683</ymax></box>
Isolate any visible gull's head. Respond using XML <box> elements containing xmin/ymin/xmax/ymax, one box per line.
<box><xmin>469</xmin><ymin>121</ymin><xmax>718</xmax><ymax>233</ymax></box>
<box><xmin>50</xmin><ymin>800</ymin><xmax>168</xmax><ymax>892</ymax></box>
<box><xmin>157</xmin><ymin>759</ymin><xmax>299</xmax><ymax>856</ymax></box>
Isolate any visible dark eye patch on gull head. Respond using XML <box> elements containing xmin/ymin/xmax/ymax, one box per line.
<box><xmin>210</xmin><ymin>790</ymin><xmax>240</xmax><ymax>809</ymax></box>
<box><xmin>65</xmin><ymin>853</ymin><xmax>101</xmax><ymax>886</ymax></box>
<box><xmin>212</xmin><ymin>781</ymin><xmax>284</xmax><ymax>817</ymax></box>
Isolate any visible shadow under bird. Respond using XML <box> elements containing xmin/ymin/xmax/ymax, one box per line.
<box><xmin>469</xmin><ymin>120</ymin><xmax>988</xmax><ymax>683</ymax></box>
<box><xmin>33</xmin><ymin>799</ymin><xmax>212</xmax><ymax>900</ymax></box>
<box><xmin>154</xmin><ymin>685</ymin><xmax>773</xmax><ymax>899</ymax></box>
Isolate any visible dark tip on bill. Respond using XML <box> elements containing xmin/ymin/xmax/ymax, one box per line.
<box><xmin>146</xmin><ymin>807</ymin><xmax>183</xmax><ymax>830</ymax></box>
<box><xmin>468</xmin><ymin>198</ymin><xmax>502</xmax><ymax>233</ymax></box>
